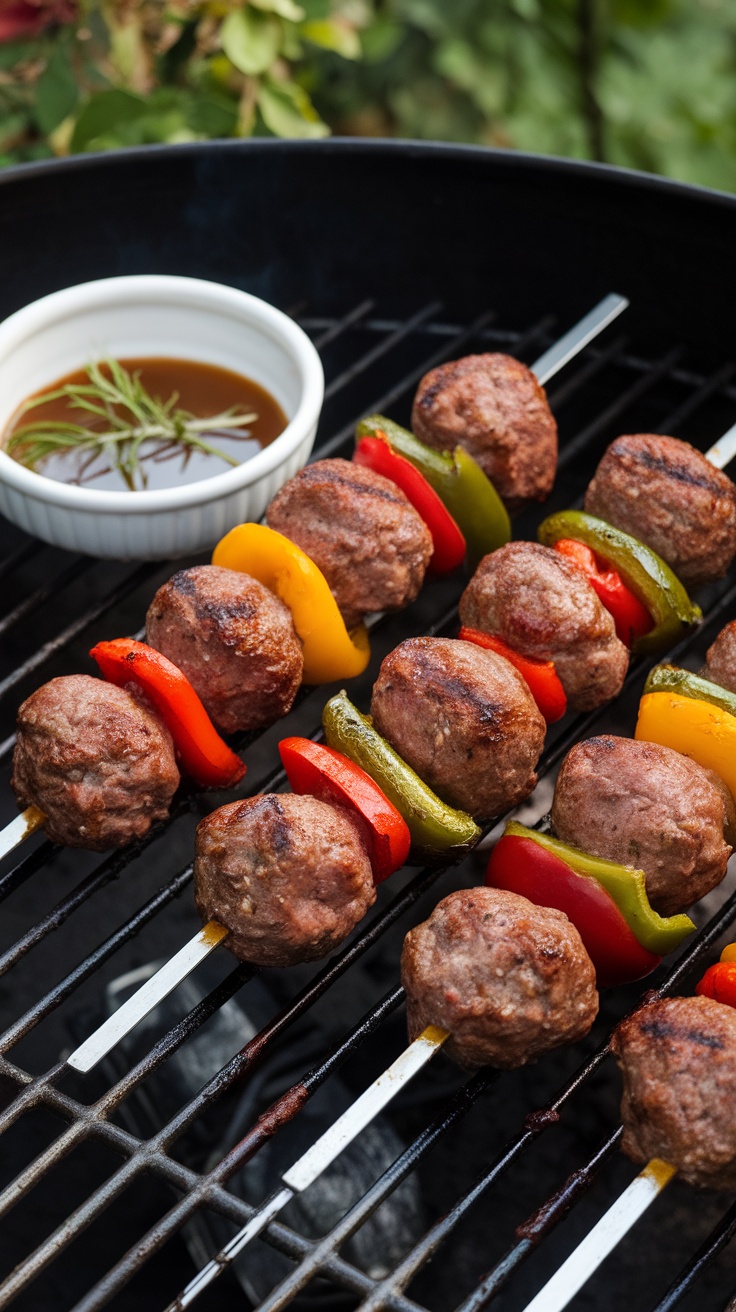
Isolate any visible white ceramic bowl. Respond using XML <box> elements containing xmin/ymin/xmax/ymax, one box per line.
<box><xmin>0</xmin><ymin>275</ymin><xmax>324</xmax><ymax>559</ymax></box>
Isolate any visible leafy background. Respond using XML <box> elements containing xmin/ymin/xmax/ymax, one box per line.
<box><xmin>2</xmin><ymin>0</ymin><xmax>736</xmax><ymax>191</ymax></box>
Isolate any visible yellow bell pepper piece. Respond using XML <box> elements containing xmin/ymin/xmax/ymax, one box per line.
<box><xmin>212</xmin><ymin>523</ymin><xmax>370</xmax><ymax>684</ymax></box>
<box><xmin>720</xmin><ymin>943</ymin><xmax>736</xmax><ymax>963</ymax></box>
<box><xmin>635</xmin><ymin>690</ymin><xmax>736</xmax><ymax>802</ymax></box>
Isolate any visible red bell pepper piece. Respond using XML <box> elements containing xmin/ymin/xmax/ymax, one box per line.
<box><xmin>696</xmin><ymin>962</ymin><xmax>736</xmax><ymax>1008</ymax></box>
<box><xmin>354</xmin><ymin>433</ymin><xmax>466</xmax><ymax>574</ymax></box>
<box><xmin>553</xmin><ymin>538</ymin><xmax>652</xmax><ymax>647</ymax></box>
<box><xmin>90</xmin><ymin>639</ymin><xmax>246</xmax><ymax>790</ymax></box>
<box><xmin>458</xmin><ymin>626</ymin><xmax>567</xmax><ymax>724</ymax></box>
<box><xmin>279</xmin><ymin>736</ymin><xmax>411</xmax><ymax>883</ymax></box>
<box><xmin>485</xmin><ymin>833</ymin><xmax>661</xmax><ymax>988</ymax></box>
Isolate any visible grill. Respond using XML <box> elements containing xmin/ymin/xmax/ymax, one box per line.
<box><xmin>1</xmin><ymin>140</ymin><xmax>736</xmax><ymax>1312</ymax></box>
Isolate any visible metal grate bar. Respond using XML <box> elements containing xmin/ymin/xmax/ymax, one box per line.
<box><xmin>311</xmin><ymin>299</ymin><xmax>375</xmax><ymax>350</ymax></box>
<box><xmin>655</xmin><ymin>361</ymin><xmax>736</xmax><ymax>437</ymax></box>
<box><xmin>650</xmin><ymin>1198</ymin><xmax>736</xmax><ymax>1312</ymax></box>
<box><xmin>556</xmin><ymin>347</ymin><xmax>683</xmax><ymax>470</ymax></box>
<box><xmin>0</xmin><ymin>555</ymin><xmax>94</xmax><ymax>638</ymax></box>
<box><xmin>323</xmin><ymin>302</ymin><xmax>442</xmax><ymax>401</ymax></box>
<box><xmin>0</xmin><ymin>540</ymin><xmax>41</xmax><ymax>587</ymax></box>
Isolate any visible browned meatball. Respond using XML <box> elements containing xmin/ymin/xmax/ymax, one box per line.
<box><xmin>703</xmin><ymin>621</ymin><xmax>736</xmax><ymax>694</ymax></box>
<box><xmin>267</xmin><ymin>459</ymin><xmax>433</xmax><ymax>628</ymax></box>
<box><xmin>551</xmin><ymin>736</ymin><xmax>732</xmax><ymax>916</ymax></box>
<box><xmin>146</xmin><ymin>565</ymin><xmax>303</xmax><ymax>735</ymax></box>
<box><xmin>411</xmin><ymin>353</ymin><xmax>557</xmax><ymax>510</ymax></box>
<box><xmin>11</xmin><ymin>674</ymin><xmax>179</xmax><ymax>850</ymax></box>
<box><xmin>402</xmin><ymin>887</ymin><xmax>598</xmax><ymax>1069</ymax></box>
<box><xmin>612</xmin><ymin>995</ymin><xmax>736</xmax><ymax>1189</ymax></box>
<box><xmin>194</xmin><ymin>793</ymin><xmax>376</xmax><ymax>967</ymax></box>
<box><xmin>459</xmin><ymin>542</ymin><xmax>629</xmax><ymax>712</ymax></box>
<box><xmin>370</xmin><ymin>637</ymin><xmax>545</xmax><ymax>820</ymax></box>
<box><xmin>585</xmin><ymin>434</ymin><xmax>736</xmax><ymax>588</ymax></box>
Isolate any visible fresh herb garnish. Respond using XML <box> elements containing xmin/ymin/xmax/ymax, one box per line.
<box><xmin>5</xmin><ymin>358</ymin><xmax>258</xmax><ymax>491</ymax></box>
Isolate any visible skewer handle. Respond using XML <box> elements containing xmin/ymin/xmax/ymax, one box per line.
<box><xmin>0</xmin><ymin>806</ymin><xmax>45</xmax><ymax>862</ymax></box>
<box><xmin>531</xmin><ymin>293</ymin><xmax>629</xmax><ymax>386</ymax></box>
<box><xmin>66</xmin><ymin>919</ymin><xmax>229</xmax><ymax>1074</ymax></box>
<box><xmin>705</xmin><ymin>420</ymin><xmax>736</xmax><ymax>470</ymax></box>
<box><xmin>521</xmin><ymin>1157</ymin><xmax>676</xmax><ymax>1312</ymax></box>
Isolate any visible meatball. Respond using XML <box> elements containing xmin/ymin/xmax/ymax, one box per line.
<box><xmin>370</xmin><ymin>637</ymin><xmax>545</xmax><ymax>820</ymax></box>
<box><xmin>551</xmin><ymin>736</ymin><xmax>733</xmax><ymax>916</ymax></box>
<box><xmin>194</xmin><ymin>793</ymin><xmax>376</xmax><ymax>967</ymax></box>
<box><xmin>459</xmin><ymin>541</ymin><xmax>629</xmax><ymax>712</ymax></box>
<box><xmin>11</xmin><ymin>674</ymin><xmax>179</xmax><ymax>850</ymax></box>
<box><xmin>146</xmin><ymin>565</ymin><xmax>303</xmax><ymax>735</ymax></box>
<box><xmin>703</xmin><ymin>621</ymin><xmax>736</xmax><ymax>695</ymax></box>
<box><xmin>402</xmin><ymin>887</ymin><xmax>598</xmax><ymax>1069</ymax></box>
<box><xmin>585</xmin><ymin>434</ymin><xmax>736</xmax><ymax>589</ymax></box>
<box><xmin>612</xmin><ymin>995</ymin><xmax>736</xmax><ymax>1189</ymax></box>
<box><xmin>267</xmin><ymin>458</ymin><xmax>433</xmax><ymax>628</ymax></box>
<box><xmin>411</xmin><ymin>353</ymin><xmax>557</xmax><ymax>510</ymax></box>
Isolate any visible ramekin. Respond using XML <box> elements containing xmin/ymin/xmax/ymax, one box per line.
<box><xmin>0</xmin><ymin>275</ymin><xmax>324</xmax><ymax>559</ymax></box>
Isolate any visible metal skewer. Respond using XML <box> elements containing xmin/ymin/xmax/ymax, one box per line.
<box><xmin>0</xmin><ymin>804</ymin><xmax>44</xmax><ymax>860</ymax></box>
<box><xmin>164</xmin><ymin>1024</ymin><xmax>449</xmax><ymax>1312</ymax></box>
<box><xmin>519</xmin><ymin>1157</ymin><xmax>677</xmax><ymax>1312</ymax></box>
<box><xmin>705</xmin><ymin>420</ymin><xmax>736</xmax><ymax>470</ymax></box>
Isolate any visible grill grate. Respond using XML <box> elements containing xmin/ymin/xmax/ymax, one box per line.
<box><xmin>1</xmin><ymin>300</ymin><xmax>736</xmax><ymax>1312</ymax></box>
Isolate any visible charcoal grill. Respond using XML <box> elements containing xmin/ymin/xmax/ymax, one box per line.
<box><xmin>1</xmin><ymin>139</ymin><xmax>736</xmax><ymax>1312</ymax></box>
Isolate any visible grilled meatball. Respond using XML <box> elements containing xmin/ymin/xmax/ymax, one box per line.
<box><xmin>551</xmin><ymin>736</ymin><xmax>733</xmax><ymax>916</ymax></box>
<box><xmin>370</xmin><ymin>637</ymin><xmax>545</xmax><ymax>820</ymax></box>
<box><xmin>585</xmin><ymin>434</ymin><xmax>736</xmax><ymax>588</ymax></box>
<box><xmin>703</xmin><ymin>621</ymin><xmax>736</xmax><ymax>694</ymax></box>
<box><xmin>612</xmin><ymin>995</ymin><xmax>736</xmax><ymax>1189</ymax></box>
<box><xmin>459</xmin><ymin>542</ymin><xmax>629</xmax><ymax>712</ymax></box>
<box><xmin>11</xmin><ymin>674</ymin><xmax>179</xmax><ymax>850</ymax></box>
<box><xmin>194</xmin><ymin>793</ymin><xmax>376</xmax><ymax>967</ymax></box>
<box><xmin>267</xmin><ymin>458</ymin><xmax>433</xmax><ymax>628</ymax></box>
<box><xmin>146</xmin><ymin>565</ymin><xmax>303</xmax><ymax>735</ymax></box>
<box><xmin>402</xmin><ymin>887</ymin><xmax>598</xmax><ymax>1069</ymax></box>
<box><xmin>411</xmin><ymin>353</ymin><xmax>557</xmax><ymax>510</ymax></box>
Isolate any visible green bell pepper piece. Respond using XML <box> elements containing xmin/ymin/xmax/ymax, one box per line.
<box><xmin>506</xmin><ymin>821</ymin><xmax>694</xmax><ymax>955</ymax></box>
<box><xmin>537</xmin><ymin>510</ymin><xmax>701</xmax><ymax>655</ymax></box>
<box><xmin>323</xmin><ymin>689</ymin><xmax>481</xmax><ymax>860</ymax></box>
<box><xmin>356</xmin><ymin>414</ymin><xmax>511</xmax><ymax>565</ymax></box>
<box><xmin>644</xmin><ymin>664</ymin><xmax>736</xmax><ymax>720</ymax></box>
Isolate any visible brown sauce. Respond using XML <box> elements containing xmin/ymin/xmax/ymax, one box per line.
<box><xmin>3</xmin><ymin>357</ymin><xmax>287</xmax><ymax>493</ymax></box>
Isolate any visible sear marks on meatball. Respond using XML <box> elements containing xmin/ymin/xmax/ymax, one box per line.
<box><xmin>146</xmin><ymin>565</ymin><xmax>303</xmax><ymax>736</ymax></box>
<box><xmin>267</xmin><ymin>458</ymin><xmax>433</xmax><ymax>629</ymax></box>
<box><xmin>411</xmin><ymin>353</ymin><xmax>557</xmax><ymax>510</ymax></box>
<box><xmin>703</xmin><ymin>620</ymin><xmax>736</xmax><ymax>696</ymax></box>
<box><xmin>585</xmin><ymin>433</ymin><xmax>736</xmax><ymax>589</ymax></box>
<box><xmin>11</xmin><ymin>674</ymin><xmax>179</xmax><ymax>850</ymax></box>
<box><xmin>551</xmin><ymin>736</ymin><xmax>733</xmax><ymax>917</ymax></box>
<box><xmin>194</xmin><ymin>792</ymin><xmax>376</xmax><ymax>967</ymax></box>
<box><xmin>370</xmin><ymin>637</ymin><xmax>545</xmax><ymax>820</ymax></box>
<box><xmin>612</xmin><ymin>995</ymin><xmax>736</xmax><ymax>1189</ymax></box>
<box><xmin>459</xmin><ymin>541</ymin><xmax>629</xmax><ymax>712</ymax></box>
<box><xmin>402</xmin><ymin>887</ymin><xmax>598</xmax><ymax>1069</ymax></box>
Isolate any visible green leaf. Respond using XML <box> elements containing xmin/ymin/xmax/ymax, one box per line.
<box><xmin>221</xmin><ymin>7</ymin><xmax>282</xmax><ymax>76</ymax></box>
<box><xmin>359</xmin><ymin>17</ymin><xmax>404</xmax><ymax>64</ymax></box>
<box><xmin>257</xmin><ymin>77</ymin><xmax>329</xmax><ymax>137</ymax></box>
<box><xmin>0</xmin><ymin>40</ymin><xmax>34</xmax><ymax>71</ymax></box>
<box><xmin>70</xmin><ymin>89</ymin><xmax>146</xmax><ymax>153</ymax></box>
<box><xmin>301</xmin><ymin>18</ymin><xmax>361</xmax><ymax>59</ymax></box>
<box><xmin>34</xmin><ymin>43</ymin><xmax>79</xmax><ymax>135</ymax></box>
<box><xmin>186</xmin><ymin>92</ymin><xmax>238</xmax><ymax>137</ymax></box>
<box><xmin>250</xmin><ymin>0</ymin><xmax>306</xmax><ymax>21</ymax></box>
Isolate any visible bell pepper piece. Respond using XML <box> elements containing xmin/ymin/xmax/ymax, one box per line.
<box><xmin>90</xmin><ymin>638</ymin><xmax>245</xmax><ymax>789</ymax></box>
<box><xmin>354</xmin><ymin>434</ymin><xmax>466</xmax><ymax>574</ymax></box>
<box><xmin>538</xmin><ymin>510</ymin><xmax>701</xmax><ymax>655</ymax></box>
<box><xmin>322</xmin><ymin>689</ymin><xmax>480</xmax><ymax>860</ymax></box>
<box><xmin>458</xmin><ymin>625</ymin><xmax>567</xmax><ymax>724</ymax></box>
<box><xmin>212</xmin><ymin>523</ymin><xmax>370</xmax><ymax>685</ymax></box>
<box><xmin>501</xmin><ymin>822</ymin><xmax>694</xmax><ymax>956</ymax></box>
<box><xmin>636</xmin><ymin>689</ymin><xmax>736</xmax><ymax>803</ymax></box>
<box><xmin>720</xmin><ymin>943</ymin><xmax>736</xmax><ymax>963</ymax></box>
<box><xmin>696</xmin><ymin>961</ymin><xmax>736</xmax><ymax>1008</ymax></box>
<box><xmin>486</xmin><ymin>832</ymin><xmax>661</xmax><ymax>987</ymax></box>
<box><xmin>356</xmin><ymin>414</ymin><xmax>511</xmax><ymax>565</ymax></box>
<box><xmin>279</xmin><ymin>736</ymin><xmax>411</xmax><ymax>883</ymax></box>
<box><xmin>553</xmin><ymin>538</ymin><xmax>653</xmax><ymax>647</ymax></box>
<box><xmin>644</xmin><ymin>663</ymin><xmax>736</xmax><ymax>721</ymax></box>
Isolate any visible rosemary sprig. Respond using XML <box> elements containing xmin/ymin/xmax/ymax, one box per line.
<box><xmin>5</xmin><ymin>358</ymin><xmax>258</xmax><ymax>491</ymax></box>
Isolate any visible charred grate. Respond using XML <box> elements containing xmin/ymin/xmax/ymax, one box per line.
<box><xmin>0</xmin><ymin>298</ymin><xmax>735</xmax><ymax>1312</ymax></box>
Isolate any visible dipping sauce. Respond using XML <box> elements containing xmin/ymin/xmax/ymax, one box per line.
<box><xmin>3</xmin><ymin>357</ymin><xmax>287</xmax><ymax>493</ymax></box>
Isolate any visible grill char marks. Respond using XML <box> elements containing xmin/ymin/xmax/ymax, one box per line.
<box><xmin>585</xmin><ymin>433</ymin><xmax>736</xmax><ymax>588</ymax></box>
<box><xmin>370</xmin><ymin>636</ymin><xmax>545</xmax><ymax>820</ymax></box>
<box><xmin>267</xmin><ymin>457</ymin><xmax>433</xmax><ymax>629</ymax></box>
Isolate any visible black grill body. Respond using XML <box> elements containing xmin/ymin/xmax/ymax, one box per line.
<box><xmin>0</xmin><ymin>140</ymin><xmax>735</xmax><ymax>1312</ymax></box>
